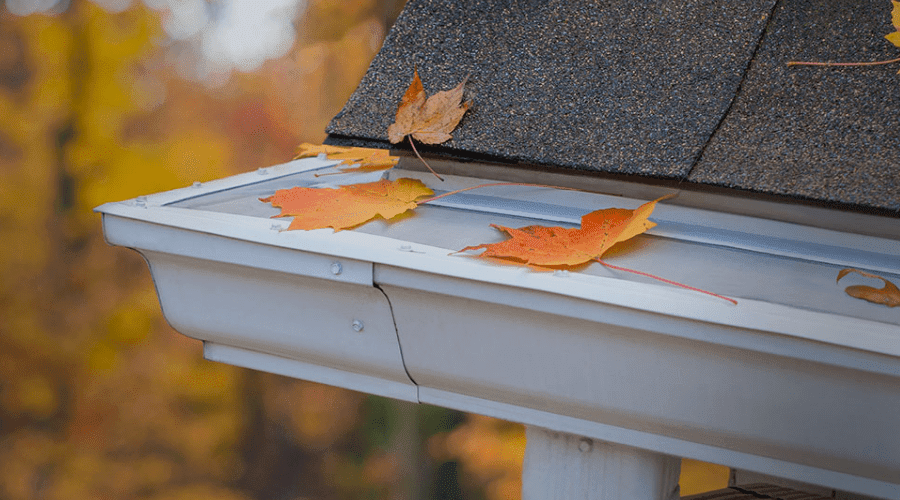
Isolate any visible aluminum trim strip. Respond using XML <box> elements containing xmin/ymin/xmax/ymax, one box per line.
<box><xmin>205</xmin><ymin>343</ymin><xmax>418</xmax><ymax>402</ymax></box>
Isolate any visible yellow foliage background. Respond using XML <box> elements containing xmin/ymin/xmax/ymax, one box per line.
<box><xmin>0</xmin><ymin>1</ymin><xmax>728</xmax><ymax>498</ymax></box>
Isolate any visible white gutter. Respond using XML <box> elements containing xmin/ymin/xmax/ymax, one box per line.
<box><xmin>96</xmin><ymin>157</ymin><xmax>900</xmax><ymax>499</ymax></box>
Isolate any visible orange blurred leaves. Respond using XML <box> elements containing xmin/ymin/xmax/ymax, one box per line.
<box><xmin>1</xmin><ymin>1</ymin><xmax>418</xmax><ymax>499</ymax></box>
<box><xmin>428</xmin><ymin>415</ymin><xmax>524</xmax><ymax>500</ymax></box>
<box><xmin>261</xmin><ymin>178</ymin><xmax>433</xmax><ymax>231</ymax></box>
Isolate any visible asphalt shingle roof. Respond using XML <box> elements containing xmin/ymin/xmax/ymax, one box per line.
<box><xmin>327</xmin><ymin>0</ymin><xmax>900</xmax><ymax>213</ymax></box>
<box><xmin>688</xmin><ymin>0</ymin><xmax>900</xmax><ymax>211</ymax></box>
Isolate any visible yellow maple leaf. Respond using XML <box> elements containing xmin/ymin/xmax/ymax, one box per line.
<box><xmin>887</xmin><ymin>1</ymin><xmax>900</xmax><ymax>48</ymax></box>
<box><xmin>293</xmin><ymin>143</ymin><xmax>346</xmax><ymax>159</ymax></box>
<box><xmin>293</xmin><ymin>142</ymin><xmax>399</xmax><ymax>174</ymax></box>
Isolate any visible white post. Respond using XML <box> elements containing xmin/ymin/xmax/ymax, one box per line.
<box><xmin>522</xmin><ymin>426</ymin><xmax>681</xmax><ymax>500</ymax></box>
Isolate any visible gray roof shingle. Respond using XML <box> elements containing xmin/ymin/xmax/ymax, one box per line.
<box><xmin>688</xmin><ymin>0</ymin><xmax>900</xmax><ymax>211</ymax></box>
<box><xmin>327</xmin><ymin>0</ymin><xmax>900</xmax><ymax>213</ymax></box>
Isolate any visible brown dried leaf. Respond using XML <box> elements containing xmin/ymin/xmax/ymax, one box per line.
<box><xmin>387</xmin><ymin>71</ymin><xmax>426</xmax><ymax>144</ymax></box>
<box><xmin>387</xmin><ymin>69</ymin><xmax>470</xmax><ymax>145</ymax></box>
<box><xmin>836</xmin><ymin>268</ymin><xmax>900</xmax><ymax>308</ymax></box>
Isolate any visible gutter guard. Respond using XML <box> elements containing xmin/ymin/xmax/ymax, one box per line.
<box><xmin>96</xmin><ymin>157</ymin><xmax>900</xmax><ymax>499</ymax></box>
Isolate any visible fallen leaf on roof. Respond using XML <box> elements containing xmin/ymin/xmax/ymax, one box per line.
<box><xmin>387</xmin><ymin>69</ymin><xmax>470</xmax><ymax>145</ymax></box>
<box><xmin>886</xmin><ymin>1</ymin><xmax>900</xmax><ymax>48</ymax></box>
<box><xmin>455</xmin><ymin>195</ymin><xmax>673</xmax><ymax>267</ymax></box>
<box><xmin>260</xmin><ymin>178</ymin><xmax>433</xmax><ymax>231</ymax></box>
<box><xmin>293</xmin><ymin>142</ymin><xmax>399</xmax><ymax>173</ymax></box>
<box><xmin>837</xmin><ymin>268</ymin><xmax>900</xmax><ymax>307</ymax></box>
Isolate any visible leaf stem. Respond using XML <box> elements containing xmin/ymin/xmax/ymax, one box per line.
<box><xmin>787</xmin><ymin>56</ymin><xmax>900</xmax><ymax>67</ymax></box>
<box><xmin>595</xmin><ymin>259</ymin><xmax>738</xmax><ymax>305</ymax></box>
<box><xmin>408</xmin><ymin>136</ymin><xmax>444</xmax><ymax>181</ymax></box>
<box><xmin>417</xmin><ymin>182</ymin><xmax>581</xmax><ymax>205</ymax></box>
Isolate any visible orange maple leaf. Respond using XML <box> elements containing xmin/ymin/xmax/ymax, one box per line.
<box><xmin>293</xmin><ymin>142</ymin><xmax>399</xmax><ymax>174</ymax></box>
<box><xmin>260</xmin><ymin>178</ymin><xmax>433</xmax><ymax>231</ymax></box>
<box><xmin>387</xmin><ymin>69</ymin><xmax>470</xmax><ymax>145</ymax></box>
<box><xmin>457</xmin><ymin>195</ymin><xmax>672</xmax><ymax>267</ymax></box>
<box><xmin>837</xmin><ymin>268</ymin><xmax>900</xmax><ymax>307</ymax></box>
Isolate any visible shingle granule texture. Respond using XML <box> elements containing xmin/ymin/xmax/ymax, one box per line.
<box><xmin>328</xmin><ymin>0</ymin><xmax>900</xmax><ymax>212</ymax></box>
<box><xmin>689</xmin><ymin>0</ymin><xmax>900</xmax><ymax>211</ymax></box>
<box><xmin>328</xmin><ymin>0</ymin><xmax>775</xmax><ymax>177</ymax></box>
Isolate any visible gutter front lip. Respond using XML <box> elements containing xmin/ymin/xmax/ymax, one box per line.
<box><xmin>93</xmin><ymin>158</ymin><xmax>900</xmax><ymax>361</ymax></box>
<box><xmin>97</xmin><ymin>202</ymin><xmax>900</xmax><ymax>363</ymax></box>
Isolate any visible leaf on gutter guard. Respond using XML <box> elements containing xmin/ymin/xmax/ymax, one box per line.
<box><xmin>454</xmin><ymin>194</ymin><xmax>737</xmax><ymax>304</ymax></box>
<box><xmin>293</xmin><ymin>142</ymin><xmax>399</xmax><ymax>174</ymax></box>
<box><xmin>837</xmin><ymin>268</ymin><xmax>900</xmax><ymax>307</ymax></box>
<box><xmin>260</xmin><ymin>178</ymin><xmax>433</xmax><ymax>231</ymax></box>
<box><xmin>456</xmin><ymin>195</ymin><xmax>673</xmax><ymax>267</ymax></box>
<box><xmin>259</xmin><ymin>179</ymin><xmax>735</xmax><ymax>304</ymax></box>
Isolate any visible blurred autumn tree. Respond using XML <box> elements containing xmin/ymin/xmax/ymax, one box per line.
<box><xmin>0</xmin><ymin>0</ymin><xmax>448</xmax><ymax>498</ymax></box>
<box><xmin>0</xmin><ymin>0</ymin><xmax>534</xmax><ymax>497</ymax></box>
<box><xmin>0</xmin><ymin>0</ymin><xmax>728</xmax><ymax>498</ymax></box>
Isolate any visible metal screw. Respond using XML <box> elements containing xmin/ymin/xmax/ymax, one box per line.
<box><xmin>317</xmin><ymin>153</ymin><xmax>328</xmax><ymax>160</ymax></box>
<box><xmin>330</xmin><ymin>262</ymin><xmax>343</xmax><ymax>275</ymax></box>
<box><xmin>135</xmin><ymin>195</ymin><xmax>147</xmax><ymax>207</ymax></box>
<box><xmin>257</xmin><ymin>167</ymin><xmax>268</xmax><ymax>175</ymax></box>
<box><xmin>270</xmin><ymin>223</ymin><xmax>281</xmax><ymax>231</ymax></box>
<box><xmin>351</xmin><ymin>320</ymin><xmax>364</xmax><ymax>332</ymax></box>
<box><xmin>192</xmin><ymin>181</ymin><xmax>202</xmax><ymax>188</ymax></box>
<box><xmin>578</xmin><ymin>438</ymin><xmax>593</xmax><ymax>453</ymax></box>
<box><xmin>554</xmin><ymin>270</ymin><xmax>570</xmax><ymax>277</ymax></box>
<box><xmin>399</xmin><ymin>244</ymin><xmax>412</xmax><ymax>252</ymax></box>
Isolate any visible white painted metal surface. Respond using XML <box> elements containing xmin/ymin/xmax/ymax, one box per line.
<box><xmin>522</xmin><ymin>427</ymin><xmax>680</xmax><ymax>500</ymax></box>
<box><xmin>96</xmin><ymin>157</ymin><xmax>900</xmax><ymax>499</ymax></box>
